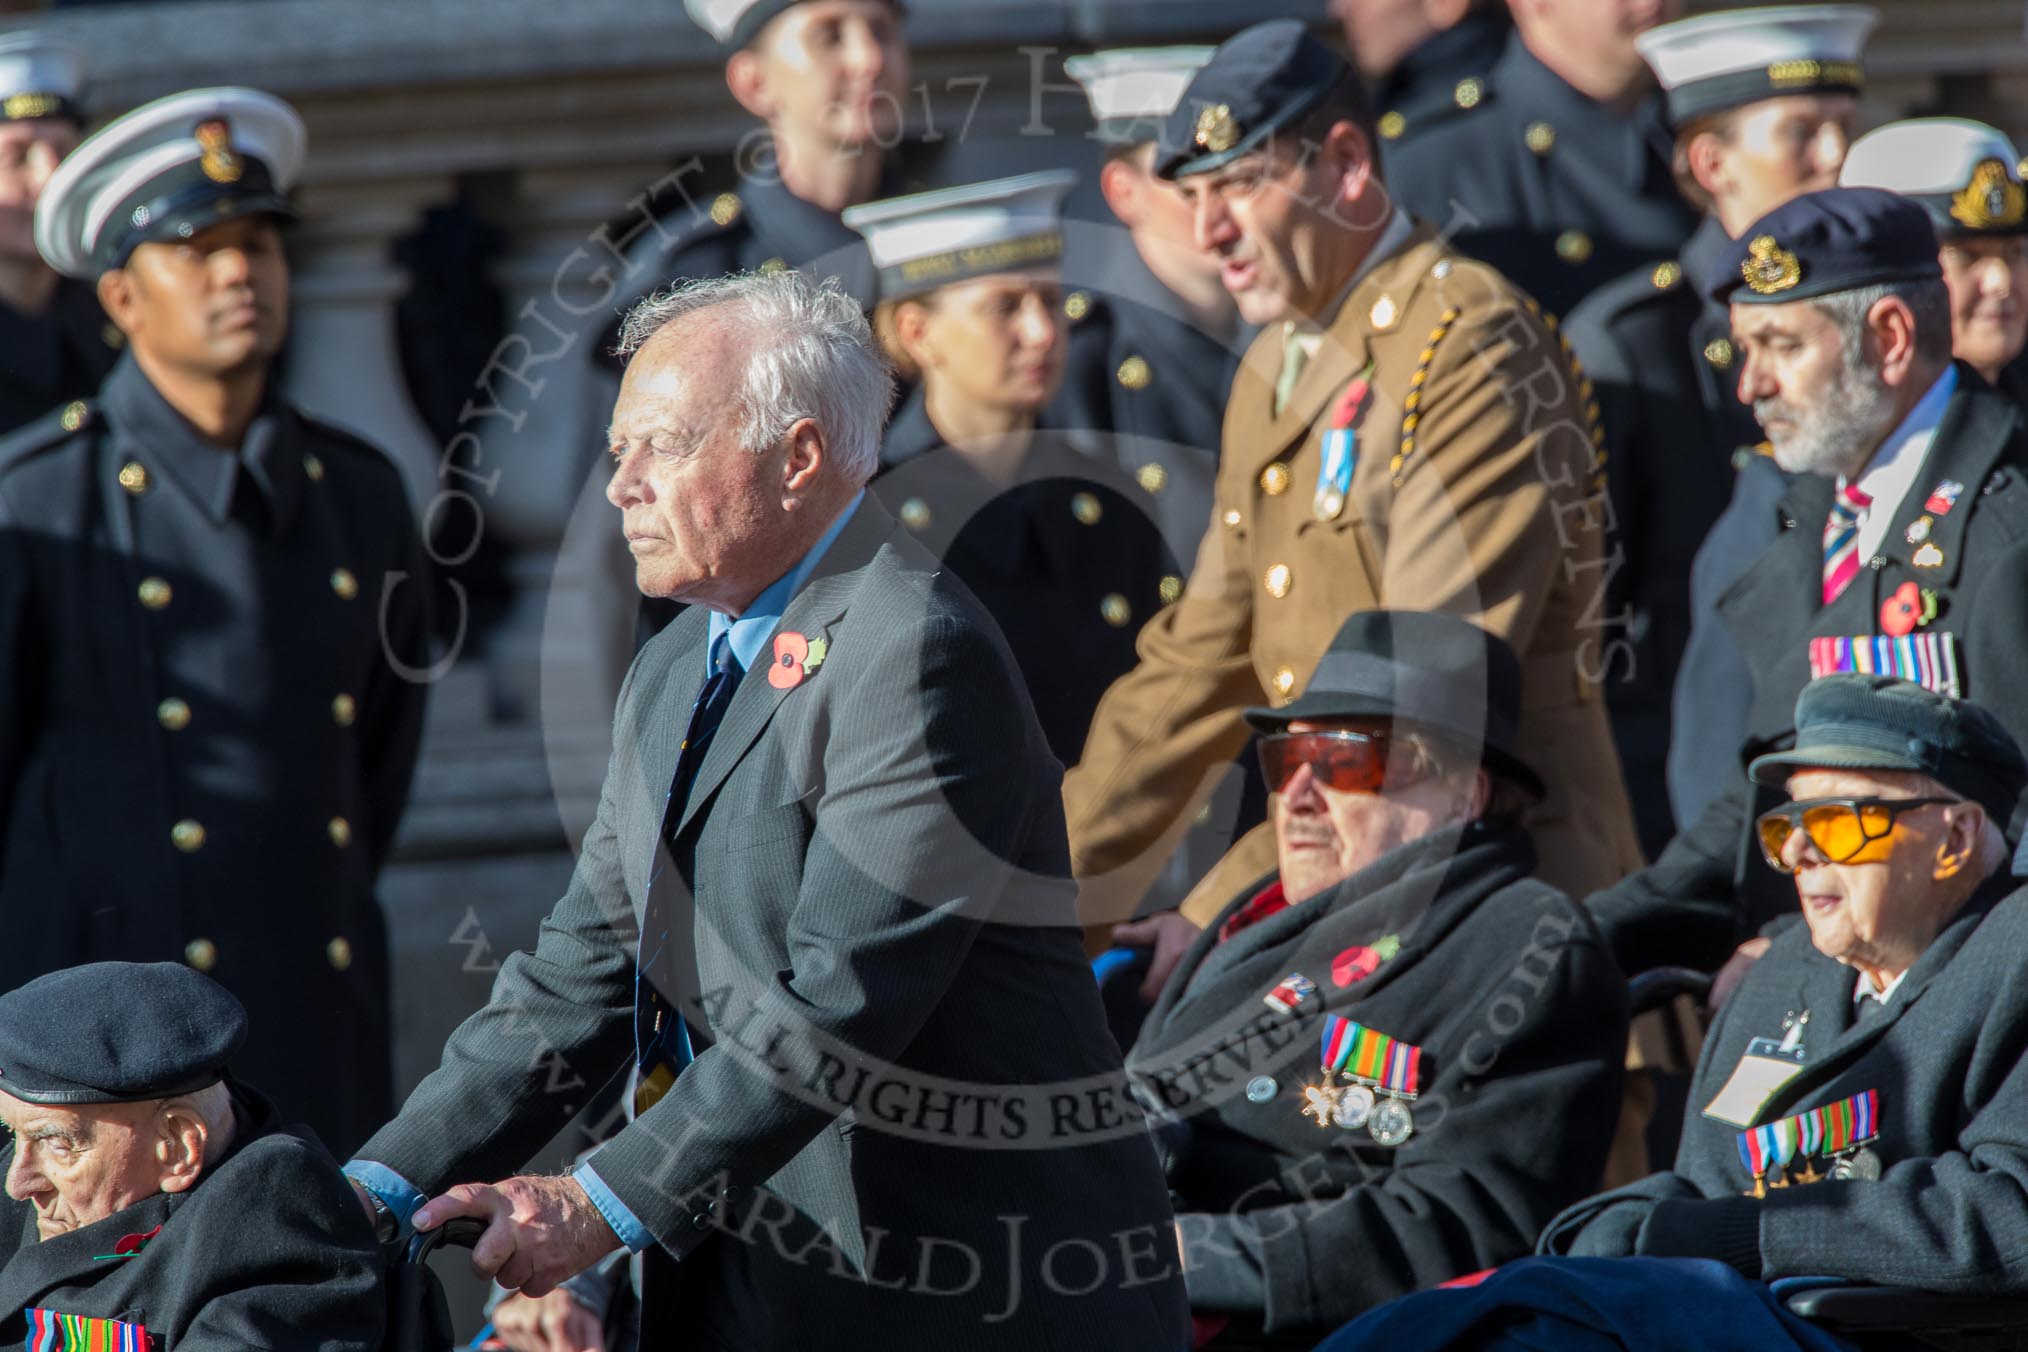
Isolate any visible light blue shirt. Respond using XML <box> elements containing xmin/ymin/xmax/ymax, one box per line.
<box><xmin>348</xmin><ymin>492</ymin><xmax>865</xmax><ymax>1254</ymax></box>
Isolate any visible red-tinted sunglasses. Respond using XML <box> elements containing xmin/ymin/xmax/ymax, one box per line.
<box><xmin>1257</xmin><ymin>729</ymin><xmax>1427</xmax><ymax>796</ymax></box>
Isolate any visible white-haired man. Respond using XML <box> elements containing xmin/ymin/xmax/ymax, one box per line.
<box><xmin>1591</xmin><ymin>187</ymin><xmax>2028</xmax><ymax>995</ymax></box>
<box><xmin>347</xmin><ymin>270</ymin><xmax>1188</xmax><ymax>1351</ymax></box>
<box><xmin>0</xmin><ymin>962</ymin><xmax>383</xmax><ymax>1349</ymax></box>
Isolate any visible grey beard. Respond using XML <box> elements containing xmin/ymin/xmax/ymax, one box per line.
<box><xmin>1758</xmin><ymin>352</ymin><xmax>1899</xmax><ymax>481</ymax></box>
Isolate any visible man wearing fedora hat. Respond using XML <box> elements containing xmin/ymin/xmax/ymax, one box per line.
<box><xmin>1128</xmin><ymin>609</ymin><xmax>1627</xmax><ymax>1349</ymax></box>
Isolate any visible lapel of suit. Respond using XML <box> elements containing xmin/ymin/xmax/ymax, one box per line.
<box><xmin>0</xmin><ymin>1192</ymin><xmax>174</xmax><ymax>1317</ymax></box>
<box><xmin>672</xmin><ymin>504</ymin><xmax>896</xmax><ymax>840</ymax></box>
<box><xmin>1231</xmin><ymin>227</ymin><xmax>1438</xmax><ymax>477</ymax></box>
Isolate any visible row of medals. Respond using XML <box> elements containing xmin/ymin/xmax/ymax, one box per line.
<box><xmin>1302</xmin><ymin>1077</ymin><xmax>1415</xmax><ymax>1147</ymax></box>
<box><xmin>1747</xmin><ymin>1143</ymin><xmax>1882</xmax><ymax>1197</ymax></box>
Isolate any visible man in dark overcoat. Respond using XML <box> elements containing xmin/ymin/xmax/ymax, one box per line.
<box><xmin>0</xmin><ymin>87</ymin><xmax>432</xmax><ymax>1156</ymax></box>
<box><xmin>1133</xmin><ymin>608</ymin><xmax>1628</xmax><ymax>1349</ymax></box>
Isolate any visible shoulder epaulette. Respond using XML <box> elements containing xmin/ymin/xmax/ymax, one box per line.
<box><xmin>0</xmin><ymin>398</ymin><xmax>95</xmax><ymax>479</ymax></box>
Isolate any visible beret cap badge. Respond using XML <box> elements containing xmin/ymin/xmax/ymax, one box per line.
<box><xmin>1742</xmin><ymin>233</ymin><xmax>1801</xmax><ymax>295</ymax></box>
<box><xmin>1194</xmin><ymin>102</ymin><xmax>1239</xmax><ymax>154</ymax></box>
<box><xmin>1950</xmin><ymin>159</ymin><xmax>2026</xmax><ymax>231</ymax></box>
<box><xmin>194</xmin><ymin>118</ymin><xmax>242</xmax><ymax>184</ymax></box>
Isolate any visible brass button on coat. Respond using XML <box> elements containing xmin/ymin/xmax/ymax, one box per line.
<box><xmin>1099</xmin><ymin>594</ymin><xmax>1131</xmax><ymax>627</ymax></box>
<box><xmin>1264</xmin><ymin>563</ymin><xmax>1292</xmax><ymax>599</ymax></box>
<box><xmin>328</xmin><ymin>817</ymin><xmax>353</xmax><ymax>848</ymax></box>
<box><xmin>1704</xmin><ymin>338</ymin><xmax>1734</xmax><ymax>368</ymax></box>
<box><xmin>171</xmin><ymin>819</ymin><xmax>206</xmax><ymax>853</ymax></box>
<box><xmin>138</xmin><ymin>577</ymin><xmax>172</xmax><ymax>610</ymax></box>
<box><xmin>332</xmin><ymin>693</ymin><xmax>357</xmax><ymax>727</ymax></box>
<box><xmin>330</xmin><ymin>568</ymin><xmax>359</xmax><ymax>601</ymax></box>
<box><xmin>1259</xmin><ymin>463</ymin><xmax>1291</xmax><ymax>496</ymax></box>
<box><xmin>1136</xmin><ymin>462</ymin><xmax>1168</xmax><ymax>494</ymax></box>
<box><xmin>900</xmin><ymin>498</ymin><xmax>932</xmax><ymax>530</ymax></box>
<box><xmin>118</xmin><ymin>462</ymin><xmax>150</xmax><ymax>495</ymax></box>
<box><xmin>1116</xmin><ymin>356</ymin><xmax>1152</xmax><ymax>390</ymax></box>
<box><xmin>1159</xmin><ymin>575</ymin><xmax>1183</xmax><ymax>604</ymax></box>
<box><xmin>157</xmin><ymin>698</ymin><xmax>192</xmax><ymax>731</ymax></box>
<box><xmin>1071</xmin><ymin>492</ymin><xmax>1103</xmax><ymax>525</ymax></box>
<box><xmin>326</xmin><ymin>937</ymin><xmax>353</xmax><ymax>971</ymax></box>
<box><xmin>184</xmin><ymin>937</ymin><xmax>218</xmax><ymax>971</ymax></box>
<box><xmin>303</xmin><ymin>453</ymin><xmax>325</xmax><ymax>481</ymax></box>
<box><xmin>1272</xmin><ymin>666</ymin><xmax>1297</xmax><ymax>700</ymax></box>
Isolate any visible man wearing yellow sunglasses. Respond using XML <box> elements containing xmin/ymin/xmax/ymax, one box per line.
<box><xmin>1311</xmin><ymin>674</ymin><xmax>2028</xmax><ymax>1349</ymax></box>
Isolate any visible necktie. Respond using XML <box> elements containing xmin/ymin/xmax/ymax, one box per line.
<box><xmin>1821</xmin><ymin>481</ymin><xmax>1872</xmax><ymax>606</ymax></box>
<box><xmin>634</xmin><ymin>632</ymin><xmax>743</xmax><ymax>1112</ymax></box>
<box><xmin>1273</xmin><ymin>323</ymin><xmax>1312</xmax><ymax>416</ymax></box>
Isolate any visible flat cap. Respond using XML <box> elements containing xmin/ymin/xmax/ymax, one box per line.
<box><xmin>1706</xmin><ymin>185</ymin><xmax>1941</xmax><ymax>304</ymax></box>
<box><xmin>1841</xmin><ymin>118</ymin><xmax>2028</xmax><ymax>240</ymax></box>
<box><xmin>1244</xmin><ymin>608</ymin><xmax>1544</xmax><ymax>800</ymax></box>
<box><xmin>33</xmin><ymin>85</ymin><xmax>303</xmax><ymax>280</ymax></box>
<box><xmin>1154</xmin><ymin>20</ymin><xmax>1358</xmax><ymax>181</ymax></box>
<box><xmin>0</xmin><ymin>962</ymin><xmax>246</xmax><ymax>1105</ymax></box>
<box><xmin>1750</xmin><ymin>675</ymin><xmax>2028</xmax><ymax>832</ymax></box>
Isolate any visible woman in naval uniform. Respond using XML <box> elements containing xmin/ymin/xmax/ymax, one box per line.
<box><xmin>847</xmin><ymin>171</ymin><xmax>1177</xmax><ymax>767</ymax></box>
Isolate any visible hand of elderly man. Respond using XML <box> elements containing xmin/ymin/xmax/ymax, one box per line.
<box><xmin>1113</xmin><ymin>911</ymin><xmax>1204</xmax><ymax>1003</ymax></box>
<box><xmin>490</xmin><ymin>1288</ymin><xmax>605</xmax><ymax>1352</ymax></box>
<box><xmin>415</xmin><ymin>1175</ymin><xmax>622</xmax><ymax>1298</ymax></box>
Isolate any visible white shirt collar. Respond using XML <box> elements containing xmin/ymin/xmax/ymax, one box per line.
<box><xmin>1853</xmin><ymin>967</ymin><xmax>1909</xmax><ymax>1006</ymax></box>
<box><xmin>1839</xmin><ymin>366</ymin><xmax>1958</xmax><ymax>565</ymax></box>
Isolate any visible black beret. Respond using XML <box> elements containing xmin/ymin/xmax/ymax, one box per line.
<box><xmin>1750</xmin><ymin>675</ymin><xmax>2028</xmax><ymax>833</ymax></box>
<box><xmin>1154</xmin><ymin>20</ymin><xmax>1358</xmax><ymax>181</ymax></box>
<box><xmin>1706</xmin><ymin>186</ymin><xmax>1941</xmax><ymax>305</ymax></box>
<box><xmin>0</xmin><ymin>962</ymin><xmax>246</xmax><ymax>1105</ymax></box>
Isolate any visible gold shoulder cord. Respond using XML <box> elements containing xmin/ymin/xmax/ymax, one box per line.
<box><xmin>1391</xmin><ymin>307</ymin><xmax>1463</xmax><ymax>487</ymax></box>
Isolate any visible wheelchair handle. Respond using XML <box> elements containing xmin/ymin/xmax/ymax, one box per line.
<box><xmin>405</xmin><ymin>1216</ymin><xmax>488</xmax><ymax>1265</ymax></box>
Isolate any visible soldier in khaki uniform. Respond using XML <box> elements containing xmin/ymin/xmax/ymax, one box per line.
<box><xmin>1069</xmin><ymin>20</ymin><xmax>1644</xmax><ymax>963</ymax></box>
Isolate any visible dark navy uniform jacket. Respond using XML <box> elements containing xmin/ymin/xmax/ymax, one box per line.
<box><xmin>1045</xmin><ymin>249</ymin><xmax>1242</xmax><ymax>565</ymax></box>
<box><xmin>0</xmin><ymin>280</ymin><xmax>120</xmax><ymax>437</ymax></box>
<box><xmin>0</xmin><ymin>1086</ymin><xmax>384</xmax><ymax>1351</ymax></box>
<box><xmin>1591</xmin><ymin>370</ymin><xmax>2028</xmax><ymax>975</ymax></box>
<box><xmin>1370</xmin><ymin>6</ymin><xmax>1510</xmax><ymax>142</ymax></box>
<box><xmin>1384</xmin><ymin>30</ymin><xmax>1697</xmax><ymax>320</ymax></box>
<box><xmin>1565</xmin><ymin>217</ymin><xmax>1770</xmax><ymax>853</ymax></box>
<box><xmin>871</xmin><ymin>391</ymin><xmax>1176</xmax><ymax>770</ymax></box>
<box><xmin>0</xmin><ymin>356</ymin><xmax>432</xmax><ymax>1155</ymax></box>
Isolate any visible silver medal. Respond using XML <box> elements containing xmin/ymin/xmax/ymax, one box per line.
<box><xmin>1333</xmin><ymin>1084</ymin><xmax>1375</xmax><ymax>1130</ymax></box>
<box><xmin>1367</xmin><ymin>1096</ymin><xmax>1415</xmax><ymax>1147</ymax></box>
<box><xmin>1314</xmin><ymin>488</ymin><xmax>1345</xmax><ymax>522</ymax></box>
<box><xmin>1831</xmin><ymin>1146</ymin><xmax>1882</xmax><ymax>1182</ymax></box>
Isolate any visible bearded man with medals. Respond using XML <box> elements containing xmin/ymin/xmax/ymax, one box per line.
<box><xmin>1125</xmin><ymin>609</ymin><xmax>1628</xmax><ymax>1350</ymax></box>
<box><xmin>1314</xmin><ymin>675</ymin><xmax>2028</xmax><ymax>1352</ymax></box>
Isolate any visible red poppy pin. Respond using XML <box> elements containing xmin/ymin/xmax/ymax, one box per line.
<box><xmin>766</xmin><ymin>631</ymin><xmax>829</xmax><ymax>690</ymax></box>
<box><xmin>1879</xmin><ymin>581</ymin><xmax>1939</xmax><ymax>638</ymax></box>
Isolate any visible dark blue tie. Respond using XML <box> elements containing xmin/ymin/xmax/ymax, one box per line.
<box><xmin>634</xmin><ymin>632</ymin><xmax>743</xmax><ymax>1112</ymax></box>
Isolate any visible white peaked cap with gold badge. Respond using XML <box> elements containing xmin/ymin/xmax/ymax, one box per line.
<box><xmin>683</xmin><ymin>0</ymin><xmax>905</xmax><ymax>51</ymax></box>
<box><xmin>34</xmin><ymin>85</ymin><xmax>304</xmax><ymax>280</ymax></box>
<box><xmin>844</xmin><ymin>169</ymin><xmax>1075</xmax><ymax>303</ymax></box>
<box><xmin>0</xmin><ymin>32</ymin><xmax>84</xmax><ymax>124</ymax></box>
<box><xmin>1065</xmin><ymin>47</ymin><xmax>1215</xmax><ymax>146</ymax></box>
<box><xmin>1842</xmin><ymin>118</ymin><xmax>2028</xmax><ymax>239</ymax></box>
<box><xmin>1635</xmin><ymin>4</ymin><xmax>1877</xmax><ymax>125</ymax></box>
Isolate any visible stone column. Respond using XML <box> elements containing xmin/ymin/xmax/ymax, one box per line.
<box><xmin>281</xmin><ymin>177</ymin><xmax>454</xmax><ymax>512</ymax></box>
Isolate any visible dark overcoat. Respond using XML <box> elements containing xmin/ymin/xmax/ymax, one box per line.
<box><xmin>0</xmin><ymin>1087</ymin><xmax>385</xmax><ymax>1350</ymax></box>
<box><xmin>1130</xmin><ymin>824</ymin><xmax>1628</xmax><ymax>1347</ymax></box>
<box><xmin>0</xmin><ymin>356</ymin><xmax>432</xmax><ymax>1154</ymax></box>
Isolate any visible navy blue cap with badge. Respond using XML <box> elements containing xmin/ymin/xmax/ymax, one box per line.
<box><xmin>0</xmin><ymin>962</ymin><xmax>247</xmax><ymax>1106</ymax></box>
<box><xmin>1705</xmin><ymin>186</ymin><xmax>1942</xmax><ymax>305</ymax></box>
<box><xmin>1153</xmin><ymin>19</ymin><xmax>1362</xmax><ymax>182</ymax></box>
<box><xmin>33</xmin><ymin>86</ymin><xmax>304</xmax><ymax>280</ymax></box>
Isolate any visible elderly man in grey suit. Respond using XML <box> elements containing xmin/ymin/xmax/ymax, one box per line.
<box><xmin>344</xmin><ymin>270</ymin><xmax>1189</xmax><ymax>1350</ymax></box>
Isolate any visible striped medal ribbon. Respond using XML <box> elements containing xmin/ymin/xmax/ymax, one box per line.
<box><xmin>1315</xmin><ymin>1015</ymin><xmax>1423</xmax><ymax>1147</ymax></box>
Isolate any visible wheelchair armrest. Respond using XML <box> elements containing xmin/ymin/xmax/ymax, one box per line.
<box><xmin>1786</xmin><ymin>1284</ymin><xmax>2028</xmax><ymax>1332</ymax></box>
<box><xmin>1628</xmin><ymin>966</ymin><xmax>1713</xmax><ymax>1017</ymax></box>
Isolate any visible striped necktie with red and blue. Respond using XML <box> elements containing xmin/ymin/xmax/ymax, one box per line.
<box><xmin>1822</xmin><ymin>480</ymin><xmax>1873</xmax><ymax>605</ymax></box>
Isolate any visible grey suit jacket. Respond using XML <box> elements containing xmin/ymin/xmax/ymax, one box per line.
<box><xmin>358</xmin><ymin>501</ymin><xmax>1187</xmax><ymax>1349</ymax></box>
